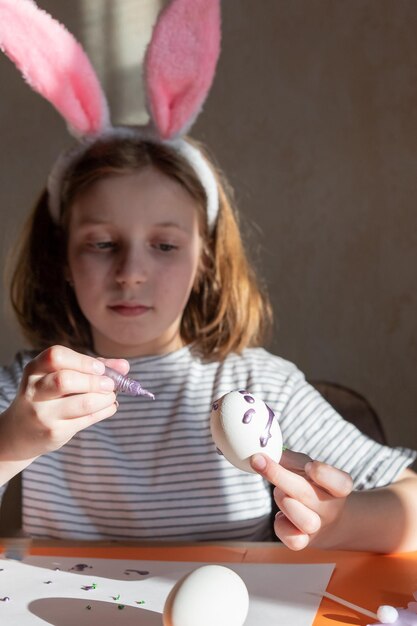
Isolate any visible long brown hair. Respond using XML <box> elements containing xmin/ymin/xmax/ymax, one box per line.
<box><xmin>8</xmin><ymin>135</ymin><xmax>272</xmax><ymax>360</ymax></box>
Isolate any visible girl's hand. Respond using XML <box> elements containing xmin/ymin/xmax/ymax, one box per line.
<box><xmin>250</xmin><ymin>449</ymin><xmax>353</xmax><ymax>550</ymax></box>
<box><xmin>0</xmin><ymin>345</ymin><xmax>129</xmax><ymax>462</ymax></box>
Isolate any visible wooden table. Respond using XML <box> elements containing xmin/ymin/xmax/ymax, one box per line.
<box><xmin>2</xmin><ymin>539</ymin><xmax>417</xmax><ymax>625</ymax></box>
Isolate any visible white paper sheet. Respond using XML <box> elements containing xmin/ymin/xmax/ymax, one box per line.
<box><xmin>0</xmin><ymin>554</ymin><xmax>335</xmax><ymax>626</ymax></box>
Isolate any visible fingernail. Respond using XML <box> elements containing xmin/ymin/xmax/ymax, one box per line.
<box><xmin>114</xmin><ymin>400</ymin><xmax>119</xmax><ymax>409</ymax></box>
<box><xmin>100</xmin><ymin>377</ymin><xmax>114</xmax><ymax>391</ymax></box>
<box><xmin>251</xmin><ymin>454</ymin><xmax>267</xmax><ymax>471</ymax></box>
<box><xmin>91</xmin><ymin>360</ymin><xmax>105</xmax><ymax>374</ymax></box>
<box><xmin>305</xmin><ymin>461</ymin><xmax>313</xmax><ymax>473</ymax></box>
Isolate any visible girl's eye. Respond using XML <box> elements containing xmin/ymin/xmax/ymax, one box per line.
<box><xmin>154</xmin><ymin>243</ymin><xmax>178</xmax><ymax>252</ymax></box>
<box><xmin>91</xmin><ymin>241</ymin><xmax>116</xmax><ymax>250</ymax></box>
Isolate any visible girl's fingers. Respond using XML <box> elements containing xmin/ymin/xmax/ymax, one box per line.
<box><xmin>274</xmin><ymin>511</ymin><xmax>311</xmax><ymax>551</ymax></box>
<box><xmin>98</xmin><ymin>358</ymin><xmax>130</xmax><ymax>376</ymax></box>
<box><xmin>45</xmin><ymin>402</ymin><xmax>119</xmax><ymax>450</ymax></box>
<box><xmin>251</xmin><ymin>453</ymin><xmax>319</xmax><ymax>507</ymax></box>
<box><xmin>273</xmin><ymin>487</ymin><xmax>321</xmax><ymax>535</ymax></box>
<box><xmin>26</xmin><ymin>345</ymin><xmax>105</xmax><ymax>377</ymax></box>
<box><xmin>46</xmin><ymin>392</ymin><xmax>117</xmax><ymax>420</ymax></box>
<box><xmin>71</xmin><ymin>401</ymin><xmax>119</xmax><ymax>430</ymax></box>
<box><xmin>252</xmin><ymin>451</ymin><xmax>352</xmax><ymax>550</ymax></box>
<box><xmin>280</xmin><ymin>449</ymin><xmax>313</xmax><ymax>474</ymax></box>
<box><xmin>32</xmin><ymin>370</ymin><xmax>115</xmax><ymax>400</ymax></box>
<box><xmin>251</xmin><ymin>453</ymin><xmax>353</xmax><ymax>504</ymax></box>
<box><xmin>305</xmin><ymin>461</ymin><xmax>353</xmax><ymax>498</ymax></box>
<box><xmin>65</xmin><ymin>392</ymin><xmax>117</xmax><ymax>420</ymax></box>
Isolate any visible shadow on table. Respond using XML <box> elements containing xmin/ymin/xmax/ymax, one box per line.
<box><xmin>29</xmin><ymin>597</ymin><xmax>163</xmax><ymax>625</ymax></box>
<box><xmin>323</xmin><ymin>614</ymin><xmax>362</xmax><ymax>625</ymax></box>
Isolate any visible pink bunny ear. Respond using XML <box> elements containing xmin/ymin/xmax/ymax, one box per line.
<box><xmin>144</xmin><ymin>0</ymin><xmax>221</xmax><ymax>140</ymax></box>
<box><xmin>0</xmin><ymin>0</ymin><xmax>109</xmax><ymax>137</ymax></box>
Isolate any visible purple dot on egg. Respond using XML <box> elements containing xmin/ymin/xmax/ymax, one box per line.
<box><xmin>243</xmin><ymin>395</ymin><xmax>255</xmax><ymax>404</ymax></box>
<box><xmin>260</xmin><ymin>433</ymin><xmax>272</xmax><ymax>447</ymax></box>
<box><xmin>243</xmin><ymin>408</ymin><xmax>255</xmax><ymax>423</ymax></box>
<box><xmin>238</xmin><ymin>390</ymin><xmax>248</xmax><ymax>394</ymax></box>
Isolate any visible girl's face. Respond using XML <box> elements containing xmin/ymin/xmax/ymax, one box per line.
<box><xmin>66</xmin><ymin>166</ymin><xmax>202</xmax><ymax>357</ymax></box>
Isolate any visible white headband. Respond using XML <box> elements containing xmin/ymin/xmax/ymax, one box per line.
<box><xmin>0</xmin><ymin>0</ymin><xmax>221</xmax><ymax>230</ymax></box>
<box><xmin>47</xmin><ymin>127</ymin><xmax>219</xmax><ymax>231</ymax></box>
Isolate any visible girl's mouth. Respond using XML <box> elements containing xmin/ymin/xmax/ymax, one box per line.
<box><xmin>109</xmin><ymin>304</ymin><xmax>151</xmax><ymax>317</ymax></box>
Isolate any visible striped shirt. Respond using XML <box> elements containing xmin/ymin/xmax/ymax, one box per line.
<box><xmin>0</xmin><ymin>347</ymin><xmax>415</xmax><ymax>541</ymax></box>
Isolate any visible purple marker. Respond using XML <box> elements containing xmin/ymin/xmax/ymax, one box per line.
<box><xmin>104</xmin><ymin>367</ymin><xmax>155</xmax><ymax>400</ymax></box>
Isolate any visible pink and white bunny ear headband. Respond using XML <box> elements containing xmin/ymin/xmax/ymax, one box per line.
<box><xmin>0</xmin><ymin>0</ymin><xmax>221</xmax><ymax>230</ymax></box>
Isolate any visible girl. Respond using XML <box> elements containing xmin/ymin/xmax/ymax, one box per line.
<box><xmin>1</xmin><ymin>133</ymin><xmax>416</xmax><ymax>551</ymax></box>
<box><xmin>0</xmin><ymin>0</ymin><xmax>416</xmax><ymax>551</ymax></box>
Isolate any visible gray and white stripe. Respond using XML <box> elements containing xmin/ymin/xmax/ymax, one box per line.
<box><xmin>0</xmin><ymin>347</ymin><xmax>414</xmax><ymax>541</ymax></box>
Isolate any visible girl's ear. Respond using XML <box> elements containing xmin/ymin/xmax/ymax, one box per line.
<box><xmin>144</xmin><ymin>0</ymin><xmax>221</xmax><ymax>140</ymax></box>
<box><xmin>0</xmin><ymin>0</ymin><xmax>110</xmax><ymax>137</ymax></box>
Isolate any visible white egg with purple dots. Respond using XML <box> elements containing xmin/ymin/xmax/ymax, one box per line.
<box><xmin>210</xmin><ymin>390</ymin><xmax>283</xmax><ymax>473</ymax></box>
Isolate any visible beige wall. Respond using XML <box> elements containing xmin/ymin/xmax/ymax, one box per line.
<box><xmin>1</xmin><ymin>1</ymin><xmax>417</xmax><ymax>449</ymax></box>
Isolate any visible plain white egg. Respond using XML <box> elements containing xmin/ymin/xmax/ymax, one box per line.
<box><xmin>162</xmin><ymin>565</ymin><xmax>249</xmax><ymax>626</ymax></box>
<box><xmin>210</xmin><ymin>390</ymin><xmax>283</xmax><ymax>473</ymax></box>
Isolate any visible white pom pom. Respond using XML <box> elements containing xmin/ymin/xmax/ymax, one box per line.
<box><xmin>376</xmin><ymin>605</ymin><xmax>399</xmax><ymax>624</ymax></box>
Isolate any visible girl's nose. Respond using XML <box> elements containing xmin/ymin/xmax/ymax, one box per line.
<box><xmin>115</xmin><ymin>247</ymin><xmax>148</xmax><ymax>285</ymax></box>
